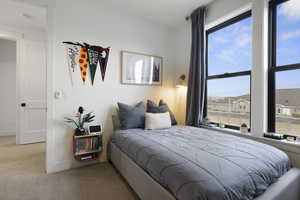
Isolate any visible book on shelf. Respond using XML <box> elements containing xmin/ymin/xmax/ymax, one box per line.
<box><xmin>81</xmin><ymin>155</ymin><xmax>93</xmax><ymax>160</ymax></box>
<box><xmin>75</xmin><ymin>137</ymin><xmax>102</xmax><ymax>153</ymax></box>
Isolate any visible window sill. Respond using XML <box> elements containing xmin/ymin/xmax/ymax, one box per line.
<box><xmin>201</xmin><ymin>125</ymin><xmax>300</xmax><ymax>151</ymax></box>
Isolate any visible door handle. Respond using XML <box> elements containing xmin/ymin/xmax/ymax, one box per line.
<box><xmin>21</xmin><ymin>103</ymin><xmax>26</xmax><ymax>107</ymax></box>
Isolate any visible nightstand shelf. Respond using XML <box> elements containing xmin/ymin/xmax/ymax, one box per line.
<box><xmin>73</xmin><ymin>132</ymin><xmax>103</xmax><ymax>161</ymax></box>
<box><xmin>74</xmin><ymin>148</ymin><xmax>102</xmax><ymax>156</ymax></box>
<box><xmin>74</xmin><ymin>133</ymin><xmax>102</xmax><ymax>139</ymax></box>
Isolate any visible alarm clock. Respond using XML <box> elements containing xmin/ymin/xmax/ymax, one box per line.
<box><xmin>88</xmin><ymin>125</ymin><xmax>102</xmax><ymax>134</ymax></box>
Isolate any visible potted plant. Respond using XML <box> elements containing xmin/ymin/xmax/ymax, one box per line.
<box><xmin>64</xmin><ymin>106</ymin><xmax>95</xmax><ymax>136</ymax></box>
<box><xmin>240</xmin><ymin>123</ymin><xmax>248</xmax><ymax>134</ymax></box>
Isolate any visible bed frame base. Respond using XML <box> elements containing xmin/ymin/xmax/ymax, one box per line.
<box><xmin>109</xmin><ymin>142</ymin><xmax>300</xmax><ymax>200</ymax></box>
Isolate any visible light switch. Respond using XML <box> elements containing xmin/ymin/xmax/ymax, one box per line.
<box><xmin>54</xmin><ymin>91</ymin><xmax>63</xmax><ymax>99</ymax></box>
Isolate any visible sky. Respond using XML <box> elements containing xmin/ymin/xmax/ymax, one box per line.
<box><xmin>207</xmin><ymin>0</ymin><xmax>300</xmax><ymax>97</ymax></box>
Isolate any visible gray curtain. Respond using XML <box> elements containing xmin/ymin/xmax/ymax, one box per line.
<box><xmin>186</xmin><ymin>7</ymin><xmax>206</xmax><ymax>127</ymax></box>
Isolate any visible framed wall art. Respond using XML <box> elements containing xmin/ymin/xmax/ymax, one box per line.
<box><xmin>121</xmin><ymin>51</ymin><xmax>163</xmax><ymax>86</ymax></box>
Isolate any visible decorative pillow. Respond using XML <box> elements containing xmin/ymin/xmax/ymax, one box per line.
<box><xmin>147</xmin><ymin>100</ymin><xmax>177</xmax><ymax>125</ymax></box>
<box><xmin>117</xmin><ymin>102</ymin><xmax>146</xmax><ymax>130</ymax></box>
<box><xmin>145</xmin><ymin>112</ymin><xmax>171</xmax><ymax>130</ymax></box>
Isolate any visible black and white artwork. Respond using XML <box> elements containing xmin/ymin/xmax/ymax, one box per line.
<box><xmin>64</xmin><ymin>43</ymin><xmax>80</xmax><ymax>85</ymax></box>
<box><xmin>121</xmin><ymin>51</ymin><xmax>162</xmax><ymax>86</ymax></box>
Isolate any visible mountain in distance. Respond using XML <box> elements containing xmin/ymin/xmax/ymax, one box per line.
<box><xmin>209</xmin><ymin>88</ymin><xmax>300</xmax><ymax>107</ymax></box>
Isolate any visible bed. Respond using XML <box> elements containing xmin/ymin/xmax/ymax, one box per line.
<box><xmin>108</xmin><ymin>125</ymin><xmax>300</xmax><ymax>200</ymax></box>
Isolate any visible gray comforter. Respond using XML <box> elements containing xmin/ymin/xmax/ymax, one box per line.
<box><xmin>110</xmin><ymin>126</ymin><xmax>291</xmax><ymax>200</ymax></box>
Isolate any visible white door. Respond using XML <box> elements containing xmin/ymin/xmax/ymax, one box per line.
<box><xmin>17</xmin><ymin>40</ymin><xmax>47</xmax><ymax>144</ymax></box>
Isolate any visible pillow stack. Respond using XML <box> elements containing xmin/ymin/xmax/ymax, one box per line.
<box><xmin>117</xmin><ymin>100</ymin><xmax>177</xmax><ymax>130</ymax></box>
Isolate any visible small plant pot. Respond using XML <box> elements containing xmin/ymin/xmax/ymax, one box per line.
<box><xmin>75</xmin><ymin>128</ymin><xmax>85</xmax><ymax>136</ymax></box>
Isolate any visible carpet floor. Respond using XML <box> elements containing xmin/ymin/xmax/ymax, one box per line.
<box><xmin>0</xmin><ymin>136</ymin><xmax>139</xmax><ymax>200</ymax></box>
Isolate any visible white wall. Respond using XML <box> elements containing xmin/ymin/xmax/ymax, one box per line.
<box><xmin>47</xmin><ymin>0</ymin><xmax>176</xmax><ymax>173</ymax></box>
<box><xmin>173</xmin><ymin>24</ymin><xmax>190</xmax><ymax>125</ymax></box>
<box><xmin>205</xmin><ymin>0</ymin><xmax>252</xmax><ymax>26</ymax></box>
<box><xmin>0</xmin><ymin>39</ymin><xmax>16</xmax><ymax>136</ymax></box>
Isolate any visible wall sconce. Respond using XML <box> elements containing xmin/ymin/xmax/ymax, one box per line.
<box><xmin>176</xmin><ymin>74</ymin><xmax>187</xmax><ymax>88</ymax></box>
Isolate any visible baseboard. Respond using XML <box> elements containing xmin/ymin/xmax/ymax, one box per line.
<box><xmin>0</xmin><ymin>131</ymin><xmax>16</xmax><ymax>136</ymax></box>
<box><xmin>47</xmin><ymin>158</ymin><xmax>101</xmax><ymax>174</ymax></box>
<box><xmin>47</xmin><ymin>160</ymin><xmax>72</xmax><ymax>173</ymax></box>
<box><xmin>20</xmin><ymin>132</ymin><xmax>45</xmax><ymax>144</ymax></box>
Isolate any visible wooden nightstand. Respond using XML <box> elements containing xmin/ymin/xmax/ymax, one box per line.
<box><xmin>73</xmin><ymin>132</ymin><xmax>103</xmax><ymax>161</ymax></box>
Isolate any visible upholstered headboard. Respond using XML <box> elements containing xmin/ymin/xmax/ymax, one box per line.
<box><xmin>112</xmin><ymin>115</ymin><xmax>120</xmax><ymax>131</ymax></box>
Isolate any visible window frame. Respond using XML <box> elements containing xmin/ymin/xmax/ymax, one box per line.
<box><xmin>268</xmin><ymin>0</ymin><xmax>300</xmax><ymax>133</ymax></box>
<box><xmin>205</xmin><ymin>11</ymin><xmax>252</xmax><ymax>131</ymax></box>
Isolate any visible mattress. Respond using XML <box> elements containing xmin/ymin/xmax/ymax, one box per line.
<box><xmin>110</xmin><ymin>126</ymin><xmax>291</xmax><ymax>200</ymax></box>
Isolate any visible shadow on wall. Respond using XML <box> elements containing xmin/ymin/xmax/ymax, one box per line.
<box><xmin>102</xmin><ymin>105</ymin><xmax>118</xmax><ymax>161</ymax></box>
<box><xmin>175</xmin><ymin>87</ymin><xmax>187</xmax><ymax>125</ymax></box>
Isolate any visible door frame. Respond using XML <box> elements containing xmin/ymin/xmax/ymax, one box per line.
<box><xmin>0</xmin><ymin>31</ymin><xmax>46</xmax><ymax>145</ymax></box>
<box><xmin>0</xmin><ymin>2</ymin><xmax>54</xmax><ymax>174</ymax></box>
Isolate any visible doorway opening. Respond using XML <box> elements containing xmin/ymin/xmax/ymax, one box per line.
<box><xmin>0</xmin><ymin>0</ymin><xmax>47</xmax><ymax>175</ymax></box>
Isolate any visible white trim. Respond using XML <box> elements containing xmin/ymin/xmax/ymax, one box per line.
<box><xmin>47</xmin><ymin>159</ymin><xmax>100</xmax><ymax>173</ymax></box>
<box><xmin>205</xmin><ymin>2</ymin><xmax>252</xmax><ymax>31</ymax></box>
<box><xmin>250</xmin><ymin>0</ymin><xmax>269</xmax><ymax>137</ymax></box>
<box><xmin>0</xmin><ymin>27</ymin><xmax>23</xmax><ymax>41</ymax></box>
<box><xmin>16</xmin><ymin>39</ymin><xmax>21</xmax><ymax>145</ymax></box>
<box><xmin>0</xmin><ymin>131</ymin><xmax>16</xmax><ymax>136</ymax></box>
<box><xmin>47</xmin><ymin>160</ymin><xmax>74</xmax><ymax>174</ymax></box>
<box><xmin>46</xmin><ymin>5</ymin><xmax>54</xmax><ymax>174</ymax></box>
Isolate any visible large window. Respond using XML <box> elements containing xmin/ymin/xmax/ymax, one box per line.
<box><xmin>269</xmin><ymin>0</ymin><xmax>300</xmax><ymax>136</ymax></box>
<box><xmin>206</xmin><ymin>11</ymin><xmax>252</xmax><ymax>130</ymax></box>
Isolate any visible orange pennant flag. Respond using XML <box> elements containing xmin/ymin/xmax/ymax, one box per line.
<box><xmin>79</xmin><ymin>47</ymin><xmax>89</xmax><ymax>84</ymax></box>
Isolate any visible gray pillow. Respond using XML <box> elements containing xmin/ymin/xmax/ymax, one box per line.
<box><xmin>117</xmin><ymin>102</ymin><xmax>146</xmax><ymax>129</ymax></box>
<box><xmin>147</xmin><ymin>100</ymin><xmax>177</xmax><ymax>125</ymax></box>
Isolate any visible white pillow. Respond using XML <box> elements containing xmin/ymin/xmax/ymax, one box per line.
<box><xmin>145</xmin><ymin>112</ymin><xmax>171</xmax><ymax>130</ymax></box>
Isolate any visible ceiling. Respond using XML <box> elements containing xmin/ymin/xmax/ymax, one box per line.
<box><xmin>0</xmin><ymin>0</ymin><xmax>214</xmax><ymax>31</ymax></box>
<box><xmin>105</xmin><ymin>0</ymin><xmax>214</xmax><ymax>27</ymax></box>
<box><xmin>0</xmin><ymin>0</ymin><xmax>46</xmax><ymax>31</ymax></box>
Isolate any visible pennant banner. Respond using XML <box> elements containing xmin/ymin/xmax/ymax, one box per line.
<box><xmin>63</xmin><ymin>41</ymin><xmax>110</xmax><ymax>85</ymax></box>
<box><xmin>79</xmin><ymin>47</ymin><xmax>89</xmax><ymax>84</ymax></box>
<box><xmin>99</xmin><ymin>48</ymin><xmax>110</xmax><ymax>82</ymax></box>
<box><xmin>87</xmin><ymin>48</ymin><xmax>100</xmax><ymax>85</ymax></box>
<box><xmin>65</xmin><ymin>44</ymin><xmax>80</xmax><ymax>85</ymax></box>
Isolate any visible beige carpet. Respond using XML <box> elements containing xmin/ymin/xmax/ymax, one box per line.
<box><xmin>0</xmin><ymin>136</ymin><xmax>139</xmax><ymax>200</ymax></box>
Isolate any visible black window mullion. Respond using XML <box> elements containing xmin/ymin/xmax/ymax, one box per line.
<box><xmin>207</xmin><ymin>11</ymin><xmax>252</xmax><ymax>34</ymax></box>
<box><xmin>268</xmin><ymin>0</ymin><xmax>277</xmax><ymax>132</ymax></box>
<box><xmin>268</xmin><ymin>0</ymin><xmax>298</xmax><ymax>133</ymax></box>
<box><xmin>274</xmin><ymin>63</ymin><xmax>300</xmax><ymax>72</ymax></box>
<box><xmin>207</xmin><ymin>70</ymin><xmax>251</xmax><ymax>80</ymax></box>
<box><xmin>204</xmin><ymin>30</ymin><xmax>208</xmax><ymax>119</ymax></box>
<box><xmin>269</xmin><ymin>0</ymin><xmax>289</xmax><ymax>7</ymax></box>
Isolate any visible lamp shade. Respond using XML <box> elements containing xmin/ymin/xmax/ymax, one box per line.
<box><xmin>176</xmin><ymin>74</ymin><xmax>187</xmax><ymax>88</ymax></box>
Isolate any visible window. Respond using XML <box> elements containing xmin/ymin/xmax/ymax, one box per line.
<box><xmin>269</xmin><ymin>0</ymin><xmax>300</xmax><ymax>136</ymax></box>
<box><xmin>206</xmin><ymin>11</ymin><xmax>252</xmax><ymax>130</ymax></box>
